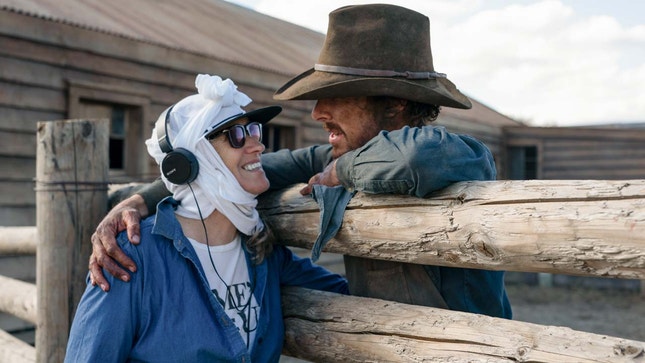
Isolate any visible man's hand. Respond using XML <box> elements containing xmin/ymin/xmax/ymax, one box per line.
<box><xmin>89</xmin><ymin>194</ymin><xmax>148</xmax><ymax>291</ymax></box>
<box><xmin>300</xmin><ymin>160</ymin><xmax>340</xmax><ymax>195</ymax></box>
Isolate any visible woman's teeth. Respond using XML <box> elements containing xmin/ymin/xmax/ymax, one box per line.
<box><xmin>243</xmin><ymin>162</ymin><xmax>262</xmax><ymax>171</ymax></box>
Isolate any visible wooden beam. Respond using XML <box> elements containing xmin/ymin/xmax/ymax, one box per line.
<box><xmin>35</xmin><ymin>119</ymin><xmax>108</xmax><ymax>363</ymax></box>
<box><xmin>0</xmin><ymin>275</ymin><xmax>36</xmax><ymax>324</ymax></box>
<box><xmin>0</xmin><ymin>227</ymin><xmax>37</xmax><ymax>256</ymax></box>
<box><xmin>0</xmin><ymin>329</ymin><xmax>35</xmax><ymax>363</ymax></box>
<box><xmin>258</xmin><ymin>179</ymin><xmax>645</xmax><ymax>279</ymax></box>
<box><xmin>282</xmin><ymin>287</ymin><xmax>645</xmax><ymax>362</ymax></box>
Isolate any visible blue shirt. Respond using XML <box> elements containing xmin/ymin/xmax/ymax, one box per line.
<box><xmin>65</xmin><ymin>198</ymin><xmax>348</xmax><ymax>363</ymax></box>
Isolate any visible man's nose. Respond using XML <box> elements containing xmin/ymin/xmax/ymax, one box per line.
<box><xmin>311</xmin><ymin>100</ymin><xmax>330</xmax><ymax>122</ymax></box>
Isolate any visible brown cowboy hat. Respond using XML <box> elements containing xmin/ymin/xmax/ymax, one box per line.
<box><xmin>273</xmin><ymin>4</ymin><xmax>472</xmax><ymax>109</ymax></box>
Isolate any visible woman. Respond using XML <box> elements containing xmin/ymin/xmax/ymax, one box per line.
<box><xmin>65</xmin><ymin>74</ymin><xmax>348</xmax><ymax>362</ymax></box>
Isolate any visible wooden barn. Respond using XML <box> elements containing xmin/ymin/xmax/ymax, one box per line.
<box><xmin>1</xmin><ymin>0</ymin><xmax>644</xmax><ymax>349</ymax></box>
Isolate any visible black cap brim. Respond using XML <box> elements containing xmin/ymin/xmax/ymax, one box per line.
<box><xmin>205</xmin><ymin>105</ymin><xmax>282</xmax><ymax>138</ymax></box>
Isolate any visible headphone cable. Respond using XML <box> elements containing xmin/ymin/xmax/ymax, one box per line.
<box><xmin>187</xmin><ymin>182</ymin><xmax>256</xmax><ymax>349</ymax></box>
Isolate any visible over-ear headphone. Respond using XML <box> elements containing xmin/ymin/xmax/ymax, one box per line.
<box><xmin>155</xmin><ymin>105</ymin><xmax>199</xmax><ymax>185</ymax></box>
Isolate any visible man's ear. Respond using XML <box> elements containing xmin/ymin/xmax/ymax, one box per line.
<box><xmin>384</xmin><ymin>98</ymin><xmax>407</xmax><ymax>118</ymax></box>
<box><xmin>383</xmin><ymin>99</ymin><xmax>410</xmax><ymax>131</ymax></box>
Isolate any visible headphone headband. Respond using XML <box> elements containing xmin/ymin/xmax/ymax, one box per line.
<box><xmin>156</xmin><ymin>105</ymin><xmax>175</xmax><ymax>154</ymax></box>
<box><xmin>155</xmin><ymin>104</ymin><xmax>199</xmax><ymax>185</ymax></box>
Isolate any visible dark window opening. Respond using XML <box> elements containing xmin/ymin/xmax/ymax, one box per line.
<box><xmin>262</xmin><ymin>124</ymin><xmax>295</xmax><ymax>152</ymax></box>
<box><xmin>109</xmin><ymin>106</ymin><xmax>127</xmax><ymax>170</ymax></box>
<box><xmin>508</xmin><ymin>146</ymin><xmax>538</xmax><ymax>180</ymax></box>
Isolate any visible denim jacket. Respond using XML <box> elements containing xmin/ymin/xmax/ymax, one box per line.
<box><xmin>65</xmin><ymin>198</ymin><xmax>348</xmax><ymax>363</ymax></box>
<box><xmin>262</xmin><ymin>125</ymin><xmax>512</xmax><ymax>318</ymax></box>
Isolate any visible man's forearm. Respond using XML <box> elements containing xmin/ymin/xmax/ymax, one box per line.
<box><xmin>261</xmin><ymin>145</ymin><xmax>334</xmax><ymax>190</ymax></box>
<box><xmin>335</xmin><ymin>125</ymin><xmax>496</xmax><ymax>197</ymax></box>
<box><xmin>125</xmin><ymin>194</ymin><xmax>149</xmax><ymax>219</ymax></box>
<box><xmin>136</xmin><ymin>179</ymin><xmax>171</xmax><ymax>215</ymax></box>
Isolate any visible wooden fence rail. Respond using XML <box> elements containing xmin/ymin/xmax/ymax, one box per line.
<box><xmin>0</xmin><ymin>275</ymin><xmax>37</xmax><ymax>325</ymax></box>
<box><xmin>0</xmin><ymin>227</ymin><xmax>37</xmax><ymax>255</ymax></box>
<box><xmin>0</xmin><ymin>119</ymin><xmax>644</xmax><ymax>362</ymax></box>
<box><xmin>258</xmin><ymin>179</ymin><xmax>645</xmax><ymax>279</ymax></box>
<box><xmin>282</xmin><ymin>287</ymin><xmax>644</xmax><ymax>362</ymax></box>
<box><xmin>0</xmin><ymin>329</ymin><xmax>35</xmax><ymax>363</ymax></box>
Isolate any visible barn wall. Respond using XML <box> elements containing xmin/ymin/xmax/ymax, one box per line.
<box><xmin>504</xmin><ymin>126</ymin><xmax>645</xmax><ymax>180</ymax></box>
<box><xmin>0</xmin><ymin>9</ymin><xmax>319</xmax><ymax>226</ymax></box>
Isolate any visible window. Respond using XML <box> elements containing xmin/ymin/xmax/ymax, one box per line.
<box><xmin>67</xmin><ymin>81</ymin><xmax>151</xmax><ymax>182</ymax></box>
<box><xmin>508</xmin><ymin>146</ymin><xmax>538</xmax><ymax>180</ymax></box>
<box><xmin>262</xmin><ymin>124</ymin><xmax>296</xmax><ymax>152</ymax></box>
<box><xmin>109</xmin><ymin>106</ymin><xmax>126</xmax><ymax>170</ymax></box>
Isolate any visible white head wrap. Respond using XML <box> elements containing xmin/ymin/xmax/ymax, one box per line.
<box><xmin>145</xmin><ymin>74</ymin><xmax>263</xmax><ymax>235</ymax></box>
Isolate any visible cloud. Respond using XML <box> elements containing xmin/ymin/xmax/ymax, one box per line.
<box><xmin>434</xmin><ymin>1</ymin><xmax>645</xmax><ymax>125</ymax></box>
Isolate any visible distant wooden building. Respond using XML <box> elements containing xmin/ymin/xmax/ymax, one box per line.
<box><xmin>0</xmin><ymin>0</ymin><xmax>321</xmax><ymax>226</ymax></box>
<box><xmin>504</xmin><ymin>126</ymin><xmax>645</xmax><ymax>180</ymax></box>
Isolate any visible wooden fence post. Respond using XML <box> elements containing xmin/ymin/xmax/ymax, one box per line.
<box><xmin>35</xmin><ymin>119</ymin><xmax>108</xmax><ymax>363</ymax></box>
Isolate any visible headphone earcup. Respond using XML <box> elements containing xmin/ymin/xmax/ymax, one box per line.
<box><xmin>161</xmin><ymin>147</ymin><xmax>199</xmax><ymax>185</ymax></box>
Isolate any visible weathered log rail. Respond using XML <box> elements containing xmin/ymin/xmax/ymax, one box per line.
<box><xmin>1</xmin><ymin>118</ymin><xmax>644</xmax><ymax>362</ymax></box>
<box><xmin>0</xmin><ymin>227</ymin><xmax>37</xmax><ymax>255</ymax></box>
<box><xmin>258</xmin><ymin>179</ymin><xmax>645</xmax><ymax>279</ymax></box>
<box><xmin>282</xmin><ymin>287</ymin><xmax>644</xmax><ymax>362</ymax></box>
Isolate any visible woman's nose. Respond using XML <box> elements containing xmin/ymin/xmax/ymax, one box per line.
<box><xmin>245</xmin><ymin>136</ymin><xmax>265</xmax><ymax>153</ymax></box>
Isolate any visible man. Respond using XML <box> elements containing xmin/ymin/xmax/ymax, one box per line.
<box><xmin>91</xmin><ymin>4</ymin><xmax>511</xmax><ymax>318</ymax></box>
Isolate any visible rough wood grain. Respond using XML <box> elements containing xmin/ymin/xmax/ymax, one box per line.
<box><xmin>258</xmin><ymin>180</ymin><xmax>645</xmax><ymax>279</ymax></box>
<box><xmin>282</xmin><ymin>287</ymin><xmax>645</xmax><ymax>362</ymax></box>
<box><xmin>0</xmin><ymin>276</ymin><xmax>36</xmax><ymax>324</ymax></box>
<box><xmin>35</xmin><ymin>119</ymin><xmax>108</xmax><ymax>363</ymax></box>
<box><xmin>0</xmin><ymin>329</ymin><xmax>35</xmax><ymax>363</ymax></box>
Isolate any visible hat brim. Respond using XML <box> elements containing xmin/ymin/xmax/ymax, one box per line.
<box><xmin>206</xmin><ymin>105</ymin><xmax>282</xmax><ymax>137</ymax></box>
<box><xmin>274</xmin><ymin>69</ymin><xmax>472</xmax><ymax>109</ymax></box>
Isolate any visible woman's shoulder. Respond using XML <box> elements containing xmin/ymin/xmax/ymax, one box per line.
<box><xmin>115</xmin><ymin>214</ymin><xmax>169</xmax><ymax>258</ymax></box>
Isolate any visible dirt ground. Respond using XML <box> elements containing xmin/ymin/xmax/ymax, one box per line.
<box><xmin>505</xmin><ymin>284</ymin><xmax>645</xmax><ymax>342</ymax></box>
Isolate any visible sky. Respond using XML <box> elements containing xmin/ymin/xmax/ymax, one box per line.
<box><xmin>224</xmin><ymin>0</ymin><xmax>644</xmax><ymax>127</ymax></box>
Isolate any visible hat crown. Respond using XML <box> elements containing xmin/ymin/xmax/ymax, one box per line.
<box><xmin>319</xmin><ymin>4</ymin><xmax>434</xmax><ymax>72</ymax></box>
<box><xmin>273</xmin><ymin>4</ymin><xmax>472</xmax><ymax>109</ymax></box>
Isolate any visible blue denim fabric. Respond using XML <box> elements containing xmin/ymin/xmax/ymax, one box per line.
<box><xmin>261</xmin><ymin>125</ymin><xmax>512</xmax><ymax>319</ymax></box>
<box><xmin>65</xmin><ymin>198</ymin><xmax>348</xmax><ymax>363</ymax></box>
<box><xmin>310</xmin><ymin>185</ymin><xmax>356</xmax><ymax>262</ymax></box>
<box><xmin>335</xmin><ymin>126</ymin><xmax>497</xmax><ymax>197</ymax></box>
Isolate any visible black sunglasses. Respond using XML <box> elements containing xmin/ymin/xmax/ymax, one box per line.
<box><xmin>205</xmin><ymin>122</ymin><xmax>263</xmax><ymax>148</ymax></box>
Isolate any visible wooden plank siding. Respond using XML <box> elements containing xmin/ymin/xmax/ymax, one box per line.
<box><xmin>504</xmin><ymin>126</ymin><xmax>645</xmax><ymax>180</ymax></box>
<box><xmin>0</xmin><ymin>7</ymin><xmax>320</xmax><ymax>226</ymax></box>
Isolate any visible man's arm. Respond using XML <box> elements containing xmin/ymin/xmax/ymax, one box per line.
<box><xmin>278</xmin><ymin>126</ymin><xmax>495</xmax><ymax>197</ymax></box>
<box><xmin>334</xmin><ymin>125</ymin><xmax>496</xmax><ymax>197</ymax></box>
<box><xmin>261</xmin><ymin>144</ymin><xmax>333</xmax><ymax>190</ymax></box>
<box><xmin>89</xmin><ymin>179</ymin><xmax>169</xmax><ymax>290</ymax></box>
